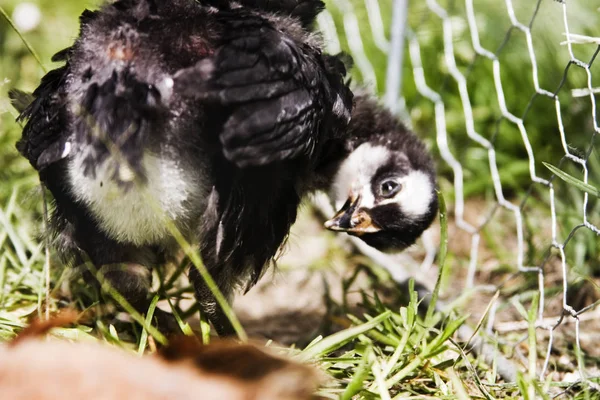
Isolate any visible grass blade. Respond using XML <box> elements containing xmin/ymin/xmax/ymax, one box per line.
<box><xmin>0</xmin><ymin>5</ymin><xmax>46</xmax><ymax>72</ymax></box>
<box><xmin>340</xmin><ymin>346</ymin><xmax>374</xmax><ymax>400</ymax></box>
<box><xmin>425</xmin><ymin>191</ymin><xmax>448</xmax><ymax>324</ymax></box>
<box><xmin>543</xmin><ymin>162</ymin><xmax>600</xmax><ymax>197</ymax></box>
<box><xmin>138</xmin><ymin>294</ymin><xmax>160</xmax><ymax>355</ymax></box>
<box><xmin>299</xmin><ymin>310</ymin><xmax>391</xmax><ymax>361</ymax></box>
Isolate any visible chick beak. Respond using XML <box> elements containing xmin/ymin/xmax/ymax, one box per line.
<box><xmin>324</xmin><ymin>194</ymin><xmax>381</xmax><ymax>235</ymax></box>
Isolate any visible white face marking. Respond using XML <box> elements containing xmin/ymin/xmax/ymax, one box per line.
<box><xmin>379</xmin><ymin>170</ymin><xmax>434</xmax><ymax>218</ymax></box>
<box><xmin>68</xmin><ymin>151</ymin><xmax>205</xmax><ymax>246</ymax></box>
<box><xmin>330</xmin><ymin>143</ymin><xmax>391</xmax><ymax>210</ymax></box>
<box><xmin>331</xmin><ymin>144</ymin><xmax>434</xmax><ymax>219</ymax></box>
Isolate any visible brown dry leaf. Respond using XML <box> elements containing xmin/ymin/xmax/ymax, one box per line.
<box><xmin>9</xmin><ymin>309</ymin><xmax>79</xmax><ymax>347</ymax></box>
<box><xmin>160</xmin><ymin>336</ymin><xmax>323</xmax><ymax>400</ymax></box>
<box><xmin>1</xmin><ymin>320</ymin><xmax>321</xmax><ymax>400</ymax></box>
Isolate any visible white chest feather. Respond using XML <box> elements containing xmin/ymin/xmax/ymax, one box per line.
<box><xmin>68</xmin><ymin>152</ymin><xmax>204</xmax><ymax>246</ymax></box>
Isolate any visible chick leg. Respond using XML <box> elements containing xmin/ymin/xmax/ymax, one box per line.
<box><xmin>81</xmin><ymin>261</ymin><xmax>181</xmax><ymax>334</ymax></box>
<box><xmin>188</xmin><ymin>263</ymin><xmax>236</xmax><ymax>337</ymax></box>
<box><xmin>187</xmin><ymin>186</ymin><xmax>238</xmax><ymax>336</ymax></box>
<box><xmin>67</xmin><ymin>230</ymin><xmax>180</xmax><ymax>334</ymax></box>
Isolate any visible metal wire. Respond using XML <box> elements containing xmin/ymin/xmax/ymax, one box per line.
<box><xmin>322</xmin><ymin>0</ymin><xmax>600</xmax><ymax>387</ymax></box>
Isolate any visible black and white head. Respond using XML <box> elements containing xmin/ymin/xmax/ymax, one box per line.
<box><xmin>325</xmin><ymin>96</ymin><xmax>438</xmax><ymax>252</ymax></box>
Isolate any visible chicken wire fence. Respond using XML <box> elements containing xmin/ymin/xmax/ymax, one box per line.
<box><xmin>318</xmin><ymin>0</ymin><xmax>600</xmax><ymax>389</ymax></box>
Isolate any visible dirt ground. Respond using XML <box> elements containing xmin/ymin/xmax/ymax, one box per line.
<box><xmin>231</xmin><ymin>198</ymin><xmax>600</xmax><ymax>379</ymax></box>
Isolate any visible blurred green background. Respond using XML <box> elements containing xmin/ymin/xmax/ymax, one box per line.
<box><xmin>1</xmin><ymin>0</ymin><xmax>599</xmax><ymax>283</ymax></box>
<box><xmin>1</xmin><ymin>0</ymin><xmax>599</xmax><ymax>289</ymax></box>
<box><xmin>1</xmin><ymin>0</ymin><xmax>600</xmax><ymax>395</ymax></box>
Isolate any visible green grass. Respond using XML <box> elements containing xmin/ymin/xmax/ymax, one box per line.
<box><xmin>1</xmin><ymin>0</ymin><xmax>600</xmax><ymax>399</ymax></box>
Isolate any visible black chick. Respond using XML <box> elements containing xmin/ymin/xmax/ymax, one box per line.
<box><xmin>322</xmin><ymin>95</ymin><xmax>438</xmax><ymax>252</ymax></box>
<box><xmin>14</xmin><ymin>0</ymin><xmax>352</xmax><ymax>334</ymax></box>
<box><xmin>13</xmin><ymin>0</ymin><xmax>437</xmax><ymax>336</ymax></box>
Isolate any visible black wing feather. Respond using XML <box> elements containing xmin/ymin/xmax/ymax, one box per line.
<box><xmin>15</xmin><ymin>66</ymin><xmax>71</xmax><ymax>171</ymax></box>
<box><xmin>8</xmin><ymin>89</ymin><xmax>34</xmax><ymax>114</ymax></box>
<box><xmin>202</xmin><ymin>0</ymin><xmax>324</xmax><ymax>27</ymax></box>
<box><xmin>13</xmin><ymin>7</ymin><xmax>101</xmax><ymax>171</ymax></box>
<box><xmin>238</xmin><ymin>0</ymin><xmax>325</xmax><ymax>28</ymax></box>
<box><xmin>174</xmin><ymin>11</ymin><xmax>343</xmax><ymax>168</ymax></box>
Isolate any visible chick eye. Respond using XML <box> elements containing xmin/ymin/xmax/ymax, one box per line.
<box><xmin>380</xmin><ymin>180</ymin><xmax>401</xmax><ymax>198</ymax></box>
